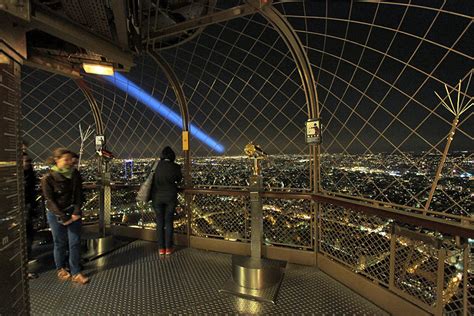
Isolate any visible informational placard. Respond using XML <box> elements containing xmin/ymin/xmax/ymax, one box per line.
<box><xmin>95</xmin><ymin>135</ymin><xmax>105</xmax><ymax>150</ymax></box>
<box><xmin>305</xmin><ymin>118</ymin><xmax>321</xmax><ymax>144</ymax></box>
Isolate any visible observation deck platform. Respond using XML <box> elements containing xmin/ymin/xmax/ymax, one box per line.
<box><xmin>29</xmin><ymin>240</ymin><xmax>388</xmax><ymax>315</ymax></box>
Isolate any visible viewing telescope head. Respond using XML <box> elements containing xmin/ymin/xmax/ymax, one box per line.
<box><xmin>244</xmin><ymin>143</ymin><xmax>267</xmax><ymax>159</ymax></box>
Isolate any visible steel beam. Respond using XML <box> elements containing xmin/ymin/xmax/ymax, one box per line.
<box><xmin>110</xmin><ymin>0</ymin><xmax>129</xmax><ymax>49</ymax></box>
<box><xmin>147</xmin><ymin>3</ymin><xmax>259</xmax><ymax>40</ymax></box>
<box><xmin>30</xmin><ymin>6</ymin><xmax>134</xmax><ymax>70</ymax></box>
<box><xmin>24</xmin><ymin>53</ymin><xmax>81</xmax><ymax>78</ymax></box>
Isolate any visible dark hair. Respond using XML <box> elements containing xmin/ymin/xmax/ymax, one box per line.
<box><xmin>46</xmin><ymin>148</ymin><xmax>72</xmax><ymax>165</ymax></box>
<box><xmin>160</xmin><ymin>146</ymin><xmax>176</xmax><ymax>162</ymax></box>
<box><xmin>22</xmin><ymin>152</ymin><xmax>32</xmax><ymax>162</ymax></box>
<box><xmin>71</xmin><ymin>152</ymin><xmax>79</xmax><ymax>159</ymax></box>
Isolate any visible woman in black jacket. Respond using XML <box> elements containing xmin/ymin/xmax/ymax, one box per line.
<box><xmin>41</xmin><ymin>148</ymin><xmax>89</xmax><ymax>284</ymax></box>
<box><xmin>151</xmin><ymin>146</ymin><xmax>182</xmax><ymax>255</ymax></box>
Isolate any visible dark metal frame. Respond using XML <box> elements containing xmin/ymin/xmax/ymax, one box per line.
<box><xmin>30</xmin><ymin>5</ymin><xmax>134</xmax><ymax>70</ymax></box>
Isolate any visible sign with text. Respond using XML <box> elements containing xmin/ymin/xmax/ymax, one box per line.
<box><xmin>95</xmin><ymin>135</ymin><xmax>105</xmax><ymax>150</ymax></box>
<box><xmin>306</xmin><ymin>119</ymin><xmax>321</xmax><ymax>144</ymax></box>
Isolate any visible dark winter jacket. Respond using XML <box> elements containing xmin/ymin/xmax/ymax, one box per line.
<box><xmin>151</xmin><ymin>159</ymin><xmax>182</xmax><ymax>203</ymax></box>
<box><xmin>41</xmin><ymin>169</ymin><xmax>83</xmax><ymax>222</ymax></box>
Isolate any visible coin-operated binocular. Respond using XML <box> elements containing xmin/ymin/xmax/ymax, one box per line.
<box><xmin>244</xmin><ymin>143</ymin><xmax>267</xmax><ymax>176</ymax></box>
<box><xmin>219</xmin><ymin>142</ymin><xmax>285</xmax><ymax>303</ymax></box>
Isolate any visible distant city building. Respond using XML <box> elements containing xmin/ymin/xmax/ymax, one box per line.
<box><xmin>124</xmin><ymin>159</ymin><xmax>134</xmax><ymax>180</ymax></box>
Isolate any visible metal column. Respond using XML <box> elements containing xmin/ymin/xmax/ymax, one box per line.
<box><xmin>249</xmin><ymin>175</ymin><xmax>263</xmax><ymax>259</ymax></box>
<box><xmin>0</xmin><ymin>44</ymin><xmax>29</xmax><ymax>315</ymax></box>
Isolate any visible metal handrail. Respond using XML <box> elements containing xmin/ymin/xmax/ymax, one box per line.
<box><xmin>184</xmin><ymin>187</ymin><xmax>473</xmax><ymax>238</ymax></box>
<box><xmin>84</xmin><ymin>184</ymin><xmax>472</xmax><ymax>238</ymax></box>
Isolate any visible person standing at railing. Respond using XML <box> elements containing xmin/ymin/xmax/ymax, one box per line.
<box><xmin>41</xmin><ymin>148</ymin><xmax>89</xmax><ymax>284</ymax></box>
<box><xmin>151</xmin><ymin>146</ymin><xmax>182</xmax><ymax>255</ymax></box>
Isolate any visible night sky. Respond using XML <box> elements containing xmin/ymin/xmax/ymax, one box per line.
<box><xmin>21</xmin><ymin>0</ymin><xmax>473</xmax><ymax>161</ymax></box>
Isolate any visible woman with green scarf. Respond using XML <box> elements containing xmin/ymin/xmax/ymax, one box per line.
<box><xmin>41</xmin><ymin>148</ymin><xmax>89</xmax><ymax>285</ymax></box>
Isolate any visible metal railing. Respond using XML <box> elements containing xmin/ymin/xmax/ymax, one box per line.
<box><xmin>84</xmin><ymin>183</ymin><xmax>472</xmax><ymax>315</ymax></box>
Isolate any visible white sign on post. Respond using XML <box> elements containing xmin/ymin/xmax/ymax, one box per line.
<box><xmin>306</xmin><ymin>119</ymin><xmax>321</xmax><ymax>144</ymax></box>
<box><xmin>95</xmin><ymin>135</ymin><xmax>105</xmax><ymax>150</ymax></box>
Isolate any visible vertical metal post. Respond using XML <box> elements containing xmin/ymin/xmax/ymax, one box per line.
<box><xmin>184</xmin><ymin>149</ymin><xmax>192</xmax><ymax>247</ymax></box>
<box><xmin>389</xmin><ymin>229</ymin><xmax>397</xmax><ymax>291</ymax></box>
<box><xmin>312</xmin><ymin>200</ymin><xmax>318</xmax><ymax>257</ymax></box>
<box><xmin>435</xmin><ymin>248</ymin><xmax>446</xmax><ymax>316</ymax></box>
<box><xmin>97</xmin><ymin>156</ymin><xmax>108</xmax><ymax>237</ymax></box>
<box><xmin>249</xmin><ymin>174</ymin><xmax>263</xmax><ymax>258</ymax></box>
<box><xmin>185</xmin><ymin>193</ymin><xmax>192</xmax><ymax>246</ymax></box>
<box><xmin>103</xmin><ymin>170</ymin><xmax>111</xmax><ymax>229</ymax></box>
<box><xmin>462</xmin><ymin>243</ymin><xmax>469</xmax><ymax>316</ymax></box>
<box><xmin>0</xmin><ymin>53</ymin><xmax>30</xmax><ymax>315</ymax></box>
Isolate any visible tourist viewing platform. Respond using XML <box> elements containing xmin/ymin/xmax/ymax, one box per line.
<box><xmin>0</xmin><ymin>1</ymin><xmax>472</xmax><ymax>315</ymax></box>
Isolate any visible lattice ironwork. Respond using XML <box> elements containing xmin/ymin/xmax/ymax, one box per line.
<box><xmin>109</xmin><ymin>187</ymin><xmax>187</xmax><ymax>234</ymax></box>
<box><xmin>190</xmin><ymin>193</ymin><xmax>250</xmax><ymax>241</ymax></box>
<box><xmin>262</xmin><ymin>197</ymin><xmax>313</xmax><ymax>249</ymax></box>
<box><xmin>319</xmin><ymin>203</ymin><xmax>392</xmax><ymax>285</ymax></box>
<box><xmin>109</xmin><ymin>186</ymin><xmax>141</xmax><ymax>226</ymax></box>
<box><xmin>279</xmin><ymin>1</ymin><xmax>473</xmax><ymax>218</ymax></box>
<box><xmin>21</xmin><ymin>70</ymin><xmax>97</xmax><ymax>162</ymax></box>
<box><xmin>320</xmin><ymin>201</ymin><xmax>471</xmax><ymax>314</ymax></box>
<box><xmin>82</xmin><ymin>186</ymin><xmax>100</xmax><ymax>223</ymax></box>
<box><xmin>159</xmin><ymin>9</ymin><xmax>311</xmax><ymax>190</ymax></box>
<box><xmin>18</xmin><ymin>2</ymin><xmax>474</xmax><ymax>313</ymax></box>
<box><xmin>22</xmin><ymin>1</ymin><xmax>472</xmax><ymax>220</ymax></box>
<box><xmin>392</xmin><ymin>236</ymin><xmax>442</xmax><ymax>308</ymax></box>
<box><xmin>468</xmin><ymin>245</ymin><xmax>474</xmax><ymax>316</ymax></box>
<box><xmin>442</xmin><ymin>240</ymin><xmax>469</xmax><ymax>315</ymax></box>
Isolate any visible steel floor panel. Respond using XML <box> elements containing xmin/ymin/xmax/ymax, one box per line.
<box><xmin>29</xmin><ymin>240</ymin><xmax>388</xmax><ymax>315</ymax></box>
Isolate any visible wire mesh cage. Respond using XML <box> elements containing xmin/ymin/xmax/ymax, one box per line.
<box><xmin>18</xmin><ymin>1</ymin><xmax>474</xmax><ymax>313</ymax></box>
<box><xmin>319</xmin><ymin>203</ymin><xmax>392</xmax><ymax>285</ymax></box>
<box><xmin>190</xmin><ymin>193</ymin><xmax>250</xmax><ymax>241</ymax></box>
<box><xmin>262</xmin><ymin>197</ymin><xmax>313</xmax><ymax>249</ymax></box>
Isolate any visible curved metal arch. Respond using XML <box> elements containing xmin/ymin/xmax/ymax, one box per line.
<box><xmin>256</xmin><ymin>4</ymin><xmax>321</xmax><ymax>192</ymax></box>
<box><xmin>147</xmin><ymin>51</ymin><xmax>191</xmax><ymax>181</ymax></box>
<box><xmin>75</xmin><ymin>78</ymin><xmax>105</xmax><ymax>136</ymax></box>
<box><xmin>258</xmin><ymin>5</ymin><xmax>319</xmax><ymax>119</ymax></box>
<box><xmin>148</xmin><ymin>52</ymin><xmax>190</xmax><ymax>133</ymax></box>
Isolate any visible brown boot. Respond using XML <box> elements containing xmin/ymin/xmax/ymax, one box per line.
<box><xmin>57</xmin><ymin>268</ymin><xmax>71</xmax><ymax>281</ymax></box>
<box><xmin>71</xmin><ymin>273</ymin><xmax>90</xmax><ymax>285</ymax></box>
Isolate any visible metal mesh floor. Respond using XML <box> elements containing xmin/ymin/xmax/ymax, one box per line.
<box><xmin>30</xmin><ymin>240</ymin><xmax>388</xmax><ymax>315</ymax></box>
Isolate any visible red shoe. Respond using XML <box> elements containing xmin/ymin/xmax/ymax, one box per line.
<box><xmin>159</xmin><ymin>249</ymin><xmax>166</xmax><ymax>255</ymax></box>
<box><xmin>165</xmin><ymin>248</ymin><xmax>174</xmax><ymax>255</ymax></box>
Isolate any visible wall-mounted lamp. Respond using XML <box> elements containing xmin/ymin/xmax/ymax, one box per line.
<box><xmin>82</xmin><ymin>63</ymin><xmax>114</xmax><ymax>76</ymax></box>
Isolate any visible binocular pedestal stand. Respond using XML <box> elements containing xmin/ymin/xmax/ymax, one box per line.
<box><xmin>220</xmin><ymin>160</ymin><xmax>286</xmax><ymax>304</ymax></box>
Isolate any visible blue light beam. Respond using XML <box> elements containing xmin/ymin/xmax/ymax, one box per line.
<box><xmin>104</xmin><ymin>72</ymin><xmax>225</xmax><ymax>153</ymax></box>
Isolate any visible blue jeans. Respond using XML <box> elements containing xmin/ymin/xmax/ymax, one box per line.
<box><xmin>47</xmin><ymin>212</ymin><xmax>82</xmax><ymax>275</ymax></box>
<box><xmin>153</xmin><ymin>201</ymin><xmax>176</xmax><ymax>249</ymax></box>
